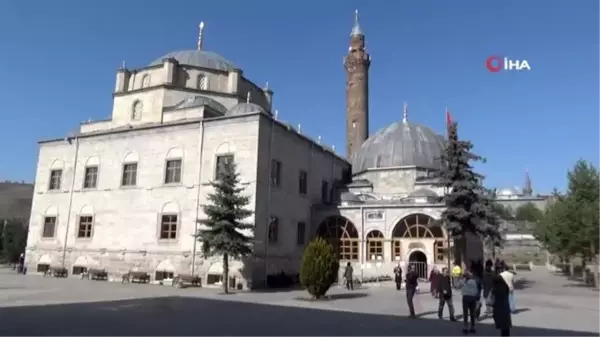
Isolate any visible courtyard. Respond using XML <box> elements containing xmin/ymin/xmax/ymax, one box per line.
<box><xmin>0</xmin><ymin>267</ymin><xmax>597</xmax><ymax>336</ymax></box>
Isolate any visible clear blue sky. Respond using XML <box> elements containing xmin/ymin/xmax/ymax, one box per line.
<box><xmin>0</xmin><ymin>0</ymin><xmax>598</xmax><ymax>193</ymax></box>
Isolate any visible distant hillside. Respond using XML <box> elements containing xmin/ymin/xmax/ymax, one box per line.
<box><xmin>0</xmin><ymin>181</ymin><xmax>34</xmax><ymax>221</ymax></box>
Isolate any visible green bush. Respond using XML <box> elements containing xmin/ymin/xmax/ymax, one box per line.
<box><xmin>300</xmin><ymin>237</ymin><xmax>339</xmax><ymax>299</ymax></box>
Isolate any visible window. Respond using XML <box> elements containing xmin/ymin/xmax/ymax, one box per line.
<box><xmin>155</xmin><ymin>271</ymin><xmax>174</xmax><ymax>281</ymax></box>
<box><xmin>197</xmin><ymin>74</ymin><xmax>208</xmax><ymax>90</ymax></box>
<box><xmin>77</xmin><ymin>216</ymin><xmax>93</xmax><ymax>238</ymax></box>
<box><xmin>215</xmin><ymin>154</ymin><xmax>234</xmax><ymax>181</ymax></box>
<box><xmin>296</xmin><ymin>222</ymin><xmax>306</xmax><ymax>245</ymax></box>
<box><xmin>37</xmin><ymin>264</ymin><xmax>49</xmax><ymax>273</ymax></box>
<box><xmin>160</xmin><ymin>214</ymin><xmax>178</xmax><ymax>240</ymax></box>
<box><xmin>141</xmin><ymin>75</ymin><xmax>151</xmax><ymax>88</ymax></box>
<box><xmin>321</xmin><ymin>180</ymin><xmax>329</xmax><ymax>203</ymax></box>
<box><xmin>342</xmin><ymin>169</ymin><xmax>351</xmax><ymax>184</ymax></box>
<box><xmin>42</xmin><ymin>216</ymin><xmax>56</xmax><ymax>238</ymax></box>
<box><xmin>83</xmin><ymin>166</ymin><xmax>98</xmax><ymax>189</ymax></box>
<box><xmin>164</xmin><ymin>159</ymin><xmax>182</xmax><ymax>184</ymax></box>
<box><xmin>317</xmin><ymin>216</ymin><xmax>359</xmax><ymax>261</ymax></box>
<box><xmin>434</xmin><ymin>240</ymin><xmax>447</xmax><ymax>263</ymax></box>
<box><xmin>72</xmin><ymin>266</ymin><xmax>87</xmax><ymax>275</ymax></box>
<box><xmin>132</xmin><ymin>101</ymin><xmax>143</xmax><ymax>120</ymax></box>
<box><xmin>298</xmin><ymin>170</ymin><xmax>307</xmax><ymax>195</ymax></box>
<box><xmin>392</xmin><ymin>240</ymin><xmax>401</xmax><ymax>262</ymax></box>
<box><xmin>268</xmin><ymin>217</ymin><xmax>278</xmax><ymax>244</ymax></box>
<box><xmin>121</xmin><ymin>163</ymin><xmax>138</xmax><ymax>186</ymax></box>
<box><xmin>366</xmin><ymin>231</ymin><xmax>384</xmax><ymax>261</ymax></box>
<box><xmin>270</xmin><ymin>160</ymin><xmax>281</xmax><ymax>187</ymax></box>
<box><xmin>48</xmin><ymin>169</ymin><xmax>62</xmax><ymax>190</ymax></box>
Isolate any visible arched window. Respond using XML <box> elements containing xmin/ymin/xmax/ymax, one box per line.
<box><xmin>268</xmin><ymin>217</ymin><xmax>278</xmax><ymax>244</ymax></box>
<box><xmin>317</xmin><ymin>216</ymin><xmax>359</xmax><ymax>261</ymax></box>
<box><xmin>141</xmin><ymin>75</ymin><xmax>151</xmax><ymax>88</ymax></box>
<box><xmin>390</xmin><ymin>213</ymin><xmax>445</xmax><ymax>261</ymax></box>
<box><xmin>132</xmin><ymin>100</ymin><xmax>143</xmax><ymax>120</ymax></box>
<box><xmin>197</xmin><ymin>74</ymin><xmax>208</xmax><ymax>90</ymax></box>
<box><xmin>366</xmin><ymin>230</ymin><xmax>384</xmax><ymax>261</ymax></box>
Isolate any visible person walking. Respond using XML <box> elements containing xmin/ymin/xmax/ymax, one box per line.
<box><xmin>492</xmin><ymin>272</ymin><xmax>512</xmax><ymax>336</ymax></box>
<box><xmin>438</xmin><ymin>268</ymin><xmax>457</xmax><ymax>321</ymax></box>
<box><xmin>405</xmin><ymin>265</ymin><xmax>419</xmax><ymax>318</ymax></box>
<box><xmin>344</xmin><ymin>262</ymin><xmax>354</xmax><ymax>290</ymax></box>
<box><xmin>459</xmin><ymin>269</ymin><xmax>479</xmax><ymax>334</ymax></box>
<box><xmin>452</xmin><ymin>263</ymin><xmax>462</xmax><ymax>288</ymax></box>
<box><xmin>482</xmin><ymin>259</ymin><xmax>495</xmax><ymax>314</ymax></box>
<box><xmin>429</xmin><ymin>267</ymin><xmax>440</xmax><ymax>298</ymax></box>
<box><xmin>499</xmin><ymin>266</ymin><xmax>516</xmax><ymax>313</ymax></box>
<box><xmin>393</xmin><ymin>264</ymin><xmax>403</xmax><ymax>291</ymax></box>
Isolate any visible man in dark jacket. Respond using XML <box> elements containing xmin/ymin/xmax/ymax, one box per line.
<box><xmin>438</xmin><ymin>267</ymin><xmax>457</xmax><ymax>321</ymax></box>
<box><xmin>393</xmin><ymin>264</ymin><xmax>403</xmax><ymax>291</ymax></box>
<box><xmin>405</xmin><ymin>265</ymin><xmax>419</xmax><ymax>318</ymax></box>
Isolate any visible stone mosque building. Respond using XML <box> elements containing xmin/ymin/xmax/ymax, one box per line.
<box><xmin>24</xmin><ymin>13</ymin><xmax>547</xmax><ymax>287</ymax></box>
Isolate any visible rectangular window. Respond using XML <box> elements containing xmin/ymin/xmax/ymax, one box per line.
<box><xmin>298</xmin><ymin>170</ymin><xmax>307</xmax><ymax>195</ymax></box>
<box><xmin>77</xmin><ymin>216</ymin><xmax>93</xmax><ymax>239</ymax></box>
<box><xmin>270</xmin><ymin>160</ymin><xmax>281</xmax><ymax>187</ymax></box>
<box><xmin>268</xmin><ymin>217</ymin><xmax>278</xmax><ymax>244</ymax></box>
<box><xmin>321</xmin><ymin>180</ymin><xmax>329</xmax><ymax>203</ymax></box>
<box><xmin>160</xmin><ymin>214</ymin><xmax>178</xmax><ymax>240</ymax></box>
<box><xmin>296</xmin><ymin>222</ymin><xmax>306</xmax><ymax>245</ymax></box>
<box><xmin>434</xmin><ymin>240</ymin><xmax>446</xmax><ymax>263</ymax></box>
<box><xmin>83</xmin><ymin>166</ymin><xmax>98</xmax><ymax>189</ymax></box>
<box><xmin>392</xmin><ymin>240</ymin><xmax>401</xmax><ymax>262</ymax></box>
<box><xmin>215</xmin><ymin>155</ymin><xmax>234</xmax><ymax>181</ymax></box>
<box><xmin>72</xmin><ymin>266</ymin><xmax>87</xmax><ymax>275</ymax></box>
<box><xmin>42</xmin><ymin>216</ymin><xmax>57</xmax><ymax>238</ymax></box>
<box><xmin>48</xmin><ymin>169</ymin><xmax>62</xmax><ymax>190</ymax></box>
<box><xmin>121</xmin><ymin>163</ymin><xmax>138</xmax><ymax>186</ymax></box>
<box><xmin>164</xmin><ymin>159</ymin><xmax>182</xmax><ymax>184</ymax></box>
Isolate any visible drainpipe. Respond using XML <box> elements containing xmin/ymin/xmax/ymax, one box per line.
<box><xmin>61</xmin><ymin>136</ymin><xmax>80</xmax><ymax>268</ymax></box>
<box><xmin>191</xmin><ymin>119</ymin><xmax>206</xmax><ymax>276</ymax></box>
<box><xmin>263</xmin><ymin>116</ymin><xmax>275</xmax><ymax>287</ymax></box>
<box><xmin>360</xmin><ymin>205</ymin><xmax>364</xmax><ymax>283</ymax></box>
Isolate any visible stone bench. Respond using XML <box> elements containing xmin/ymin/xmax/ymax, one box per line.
<box><xmin>121</xmin><ymin>271</ymin><xmax>150</xmax><ymax>284</ymax></box>
<box><xmin>81</xmin><ymin>268</ymin><xmax>108</xmax><ymax>281</ymax></box>
<box><xmin>173</xmin><ymin>274</ymin><xmax>201</xmax><ymax>288</ymax></box>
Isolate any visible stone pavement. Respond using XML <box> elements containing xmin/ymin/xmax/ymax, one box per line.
<box><xmin>0</xmin><ymin>267</ymin><xmax>597</xmax><ymax>335</ymax></box>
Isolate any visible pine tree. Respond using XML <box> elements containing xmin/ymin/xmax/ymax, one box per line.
<box><xmin>196</xmin><ymin>160</ymin><xmax>254</xmax><ymax>294</ymax></box>
<box><xmin>434</xmin><ymin>122</ymin><xmax>502</xmax><ymax>268</ymax></box>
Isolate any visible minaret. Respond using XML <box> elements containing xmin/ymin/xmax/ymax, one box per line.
<box><xmin>523</xmin><ymin>170</ymin><xmax>533</xmax><ymax>196</ymax></box>
<box><xmin>344</xmin><ymin>9</ymin><xmax>371</xmax><ymax>160</ymax></box>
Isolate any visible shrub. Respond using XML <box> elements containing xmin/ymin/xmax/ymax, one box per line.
<box><xmin>300</xmin><ymin>237</ymin><xmax>339</xmax><ymax>299</ymax></box>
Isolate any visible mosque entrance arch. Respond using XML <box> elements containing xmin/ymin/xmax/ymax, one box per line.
<box><xmin>408</xmin><ymin>250</ymin><xmax>428</xmax><ymax>280</ymax></box>
<box><xmin>316</xmin><ymin>216</ymin><xmax>359</xmax><ymax>261</ymax></box>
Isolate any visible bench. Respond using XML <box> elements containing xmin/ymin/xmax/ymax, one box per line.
<box><xmin>45</xmin><ymin>266</ymin><xmax>68</xmax><ymax>278</ymax></box>
<box><xmin>173</xmin><ymin>274</ymin><xmax>201</xmax><ymax>288</ymax></box>
<box><xmin>121</xmin><ymin>271</ymin><xmax>150</xmax><ymax>284</ymax></box>
<box><xmin>81</xmin><ymin>268</ymin><xmax>108</xmax><ymax>281</ymax></box>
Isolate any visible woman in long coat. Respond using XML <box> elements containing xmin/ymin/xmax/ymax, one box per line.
<box><xmin>492</xmin><ymin>274</ymin><xmax>512</xmax><ymax>336</ymax></box>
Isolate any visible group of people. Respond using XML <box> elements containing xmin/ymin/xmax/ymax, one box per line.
<box><xmin>397</xmin><ymin>259</ymin><xmax>516</xmax><ymax>336</ymax></box>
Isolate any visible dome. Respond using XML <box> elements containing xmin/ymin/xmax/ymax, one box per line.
<box><xmin>352</xmin><ymin>121</ymin><xmax>445</xmax><ymax>173</ymax></box>
<box><xmin>149</xmin><ymin>50</ymin><xmax>236</xmax><ymax>72</ymax></box>
<box><xmin>167</xmin><ymin>95</ymin><xmax>227</xmax><ymax>114</ymax></box>
<box><xmin>408</xmin><ymin>188</ymin><xmax>439</xmax><ymax>198</ymax></box>
<box><xmin>496</xmin><ymin>187</ymin><xmax>521</xmax><ymax>197</ymax></box>
<box><xmin>340</xmin><ymin>192</ymin><xmax>364</xmax><ymax>203</ymax></box>
<box><xmin>226</xmin><ymin>103</ymin><xmax>267</xmax><ymax>116</ymax></box>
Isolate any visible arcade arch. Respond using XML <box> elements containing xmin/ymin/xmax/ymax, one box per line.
<box><xmin>316</xmin><ymin>216</ymin><xmax>359</xmax><ymax>261</ymax></box>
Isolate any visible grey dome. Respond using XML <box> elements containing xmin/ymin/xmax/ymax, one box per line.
<box><xmin>150</xmin><ymin>50</ymin><xmax>236</xmax><ymax>72</ymax></box>
<box><xmin>352</xmin><ymin>121</ymin><xmax>445</xmax><ymax>173</ymax></box>
<box><xmin>226</xmin><ymin>103</ymin><xmax>267</xmax><ymax>116</ymax></box>
<box><xmin>497</xmin><ymin>187</ymin><xmax>521</xmax><ymax>197</ymax></box>
<box><xmin>167</xmin><ymin>95</ymin><xmax>227</xmax><ymax>114</ymax></box>
<box><xmin>408</xmin><ymin>188</ymin><xmax>439</xmax><ymax>198</ymax></box>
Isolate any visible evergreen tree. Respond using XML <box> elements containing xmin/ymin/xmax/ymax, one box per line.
<box><xmin>434</xmin><ymin>121</ymin><xmax>502</xmax><ymax>267</ymax></box>
<box><xmin>1</xmin><ymin>218</ymin><xmax>27</xmax><ymax>263</ymax></box>
<box><xmin>196</xmin><ymin>160</ymin><xmax>254</xmax><ymax>294</ymax></box>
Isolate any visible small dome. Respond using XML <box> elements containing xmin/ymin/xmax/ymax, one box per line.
<box><xmin>497</xmin><ymin>187</ymin><xmax>521</xmax><ymax>197</ymax></box>
<box><xmin>226</xmin><ymin>103</ymin><xmax>267</xmax><ymax>116</ymax></box>
<box><xmin>408</xmin><ymin>188</ymin><xmax>438</xmax><ymax>198</ymax></box>
<box><xmin>167</xmin><ymin>95</ymin><xmax>227</xmax><ymax>114</ymax></box>
<box><xmin>150</xmin><ymin>50</ymin><xmax>236</xmax><ymax>72</ymax></box>
<box><xmin>352</xmin><ymin>121</ymin><xmax>445</xmax><ymax>173</ymax></box>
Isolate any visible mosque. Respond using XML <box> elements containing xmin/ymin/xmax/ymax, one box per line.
<box><xmin>24</xmin><ymin>13</ymin><xmax>548</xmax><ymax>287</ymax></box>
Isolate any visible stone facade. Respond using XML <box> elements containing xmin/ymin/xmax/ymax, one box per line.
<box><xmin>344</xmin><ymin>33</ymin><xmax>370</xmax><ymax>160</ymax></box>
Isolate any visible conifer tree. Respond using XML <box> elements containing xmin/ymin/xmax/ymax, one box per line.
<box><xmin>434</xmin><ymin>121</ymin><xmax>502</xmax><ymax>268</ymax></box>
<box><xmin>196</xmin><ymin>160</ymin><xmax>254</xmax><ymax>294</ymax></box>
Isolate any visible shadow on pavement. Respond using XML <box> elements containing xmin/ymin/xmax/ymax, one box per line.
<box><xmin>0</xmin><ymin>296</ymin><xmax>595</xmax><ymax>336</ymax></box>
<box><xmin>514</xmin><ymin>279</ymin><xmax>535</xmax><ymax>290</ymax></box>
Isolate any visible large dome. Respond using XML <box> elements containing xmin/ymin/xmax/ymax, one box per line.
<box><xmin>352</xmin><ymin>121</ymin><xmax>445</xmax><ymax>173</ymax></box>
<box><xmin>149</xmin><ymin>50</ymin><xmax>236</xmax><ymax>71</ymax></box>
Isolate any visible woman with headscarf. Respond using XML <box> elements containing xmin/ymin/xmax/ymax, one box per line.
<box><xmin>491</xmin><ymin>267</ymin><xmax>512</xmax><ymax>336</ymax></box>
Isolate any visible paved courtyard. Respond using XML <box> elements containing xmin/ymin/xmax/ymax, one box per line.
<box><xmin>0</xmin><ymin>267</ymin><xmax>597</xmax><ymax>335</ymax></box>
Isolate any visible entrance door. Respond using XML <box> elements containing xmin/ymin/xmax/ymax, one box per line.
<box><xmin>408</xmin><ymin>250</ymin><xmax>428</xmax><ymax>280</ymax></box>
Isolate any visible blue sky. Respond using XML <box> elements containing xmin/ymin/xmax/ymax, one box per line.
<box><xmin>0</xmin><ymin>0</ymin><xmax>597</xmax><ymax>193</ymax></box>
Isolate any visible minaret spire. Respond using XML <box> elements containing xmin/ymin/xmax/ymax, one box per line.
<box><xmin>402</xmin><ymin>102</ymin><xmax>408</xmax><ymax>123</ymax></box>
<box><xmin>197</xmin><ymin>22</ymin><xmax>205</xmax><ymax>51</ymax></box>
<box><xmin>523</xmin><ymin>169</ymin><xmax>533</xmax><ymax>196</ymax></box>
<box><xmin>351</xmin><ymin>9</ymin><xmax>363</xmax><ymax>36</ymax></box>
